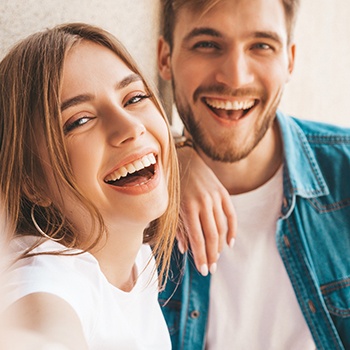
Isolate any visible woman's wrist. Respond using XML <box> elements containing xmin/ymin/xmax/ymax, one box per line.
<box><xmin>174</xmin><ymin>136</ymin><xmax>194</xmax><ymax>149</ymax></box>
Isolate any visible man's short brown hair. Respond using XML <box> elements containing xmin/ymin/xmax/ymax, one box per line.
<box><xmin>160</xmin><ymin>0</ymin><xmax>300</xmax><ymax>49</ymax></box>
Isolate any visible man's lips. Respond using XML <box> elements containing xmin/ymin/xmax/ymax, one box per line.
<box><xmin>104</xmin><ymin>153</ymin><xmax>157</xmax><ymax>187</ymax></box>
<box><xmin>203</xmin><ymin>97</ymin><xmax>257</xmax><ymax>121</ymax></box>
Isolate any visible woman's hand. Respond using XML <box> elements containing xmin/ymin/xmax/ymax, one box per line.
<box><xmin>176</xmin><ymin>146</ymin><xmax>237</xmax><ymax>276</ymax></box>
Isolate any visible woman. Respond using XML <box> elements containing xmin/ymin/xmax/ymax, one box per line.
<box><xmin>0</xmin><ymin>23</ymin><xmax>179</xmax><ymax>349</ymax></box>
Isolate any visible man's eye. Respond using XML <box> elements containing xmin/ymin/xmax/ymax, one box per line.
<box><xmin>64</xmin><ymin>116</ymin><xmax>94</xmax><ymax>134</ymax></box>
<box><xmin>124</xmin><ymin>94</ymin><xmax>151</xmax><ymax>107</ymax></box>
<box><xmin>193</xmin><ymin>41</ymin><xmax>219</xmax><ymax>50</ymax></box>
<box><xmin>252</xmin><ymin>43</ymin><xmax>272</xmax><ymax>50</ymax></box>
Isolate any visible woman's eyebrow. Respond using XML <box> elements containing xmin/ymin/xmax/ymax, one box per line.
<box><xmin>61</xmin><ymin>73</ymin><xmax>143</xmax><ymax>112</ymax></box>
<box><xmin>61</xmin><ymin>94</ymin><xmax>93</xmax><ymax>112</ymax></box>
<box><xmin>115</xmin><ymin>73</ymin><xmax>142</xmax><ymax>90</ymax></box>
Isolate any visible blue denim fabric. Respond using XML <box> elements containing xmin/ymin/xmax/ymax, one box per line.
<box><xmin>159</xmin><ymin>111</ymin><xmax>350</xmax><ymax>350</ymax></box>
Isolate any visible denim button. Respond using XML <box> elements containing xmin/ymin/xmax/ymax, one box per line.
<box><xmin>283</xmin><ymin>197</ymin><xmax>288</xmax><ymax>208</ymax></box>
<box><xmin>283</xmin><ymin>235</ymin><xmax>291</xmax><ymax>248</ymax></box>
<box><xmin>308</xmin><ymin>300</ymin><xmax>316</xmax><ymax>313</ymax></box>
<box><xmin>190</xmin><ymin>310</ymin><xmax>200</xmax><ymax>318</ymax></box>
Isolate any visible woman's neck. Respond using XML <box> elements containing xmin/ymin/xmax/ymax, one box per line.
<box><xmin>91</xmin><ymin>224</ymin><xmax>145</xmax><ymax>292</ymax></box>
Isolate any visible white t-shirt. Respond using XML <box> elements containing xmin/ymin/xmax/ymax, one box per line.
<box><xmin>206</xmin><ymin>167</ymin><xmax>315</xmax><ymax>350</ymax></box>
<box><xmin>5</xmin><ymin>237</ymin><xmax>171</xmax><ymax>350</ymax></box>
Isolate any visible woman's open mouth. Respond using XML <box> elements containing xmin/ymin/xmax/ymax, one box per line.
<box><xmin>104</xmin><ymin>153</ymin><xmax>156</xmax><ymax>187</ymax></box>
<box><xmin>204</xmin><ymin>97</ymin><xmax>258</xmax><ymax>121</ymax></box>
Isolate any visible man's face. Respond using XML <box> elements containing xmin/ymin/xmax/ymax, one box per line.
<box><xmin>159</xmin><ymin>0</ymin><xmax>295</xmax><ymax>163</ymax></box>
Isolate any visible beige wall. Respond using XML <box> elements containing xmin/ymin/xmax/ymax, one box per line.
<box><xmin>281</xmin><ymin>0</ymin><xmax>350</xmax><ymax>127</ymax></box>
<box><xmin>0</xmin><ymin>0</ymin><xmax>160</xmax><ymax>84</ymax></box>
<box><xmin>1</xmin><ymin>0</ymin><xmax>350</xmax><ymax>127</ymax></box>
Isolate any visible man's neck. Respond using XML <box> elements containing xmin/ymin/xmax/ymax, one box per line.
<box><xmin>199</xmin><ymin>121</ymin><xmax>283</xmax><ymax>195</ymax></box>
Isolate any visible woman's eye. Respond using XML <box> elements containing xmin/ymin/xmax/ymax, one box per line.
<box><xmin>64</xmin><ymin>116</ymin><xmax>94</xmax><ymax>134</ymax></box>
<box><xmin>124</xmin><ymin>93</ymin><xmax>151</xmax><ymax>107</ymax></box>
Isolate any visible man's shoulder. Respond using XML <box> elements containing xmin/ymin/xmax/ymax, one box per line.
<box><xmin>278</xmin><ymin>112</ymin><xmax>350</xmax><ymax>156</ymax></box>
<box><xmin>286</xmin><ymin>114</ymin><xmax>350</xmax><ymax>140</ymax></box>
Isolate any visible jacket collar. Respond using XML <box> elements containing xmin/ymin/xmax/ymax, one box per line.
<box><xmin>277</xmin><ymin>111</ymin><xmax>329</xmax><ymax>216</ymax></box>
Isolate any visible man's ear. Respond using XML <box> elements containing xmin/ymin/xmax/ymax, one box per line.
<box><xmin>158</xmin><ymin>36</ymin><xmax>172</xmax><ymax>81</ymax></box>
<box><xmin>287</xmin><ymin>43</ymin><xmax>296</xmax><ymax>78</ymax></box>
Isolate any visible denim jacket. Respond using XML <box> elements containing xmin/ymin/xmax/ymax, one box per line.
<box><xmin>159</xmin><ymin>111</ymin><xmax>350</xmax><ymax>350</ymax></box>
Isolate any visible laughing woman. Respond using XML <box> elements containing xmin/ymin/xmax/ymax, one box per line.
<box><xmin>0</xmin><ymin>23</ymin><xmax>179</xmax><ymax>349</ymax></box>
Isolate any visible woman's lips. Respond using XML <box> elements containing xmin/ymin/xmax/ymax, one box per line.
<box><xmin>104</xmin><ymin>153</ymin><xmax>156</xmax><ymax>186</ymax></box>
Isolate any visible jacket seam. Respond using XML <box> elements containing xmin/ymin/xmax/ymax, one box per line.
<box><xmin>321</xmin><ymin>277</ymin><xmax>350</xmax><ymax>294</ymax></box>
<box><xmin>308</xmin><ymin>197</ymin><xmax>350</xmax><ymax>213</ymax></box>
<box><xmin>284</xmin><ymin>218</ymin><xmax>341</xmax><ymax>348</ymax></box>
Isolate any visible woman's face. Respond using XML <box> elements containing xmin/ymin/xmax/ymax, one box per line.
<box><xmin>58</xmin><ymin>40</ymin><xmax>170</xmax><ymax>232</ymax></box>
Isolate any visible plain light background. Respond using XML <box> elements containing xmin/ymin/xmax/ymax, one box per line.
<box><xmin>281</xmin><ymin>0</ymin><xmax>350</xmax><ymax>127</ymax></box>
<box><xmin>0</xmin><ymin>0</ymin><xmax>160</xmax><ymax>84</ymax></box>
<box><xmin>0</xmin><ymin>0</ymin><xmax>349</xmax><ymax>127</ymax></box>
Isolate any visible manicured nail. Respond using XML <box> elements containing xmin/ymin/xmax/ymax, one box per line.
<box><xmin>217</xmin><ymin>253</ymin><xmax>221</xmax><ymax>260</ymax></box>
<box><xmin>210</xmin><ymin>263</ymin><xmax>217</xmax><ymax>274</ymax></box>
<box><xmin>177</xmin><ymin>241</ymin><xmax>185</xmax><ymax>254</ymax></box>
<box><xmin>229</xmin><ymin>238</ymin><xmax>235</xmax><ymax>248</ymax></box>
<box><xmin>200</xmin><ymin>264</ymin><xmax>208</xmax><ymax>276</ymax></box>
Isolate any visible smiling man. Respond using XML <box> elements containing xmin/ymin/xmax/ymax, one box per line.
<box><xmin>157</xmin><ymin>0</ymin><xmax>350</xmax><ymax>349</ymax></box>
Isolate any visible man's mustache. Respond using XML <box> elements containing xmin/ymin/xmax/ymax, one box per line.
<box><xmin>193</xmin><ymin>85</ymin><xmax>266</xmax><ymax>103</ymax></box>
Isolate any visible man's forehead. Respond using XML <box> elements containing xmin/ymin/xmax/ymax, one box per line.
<box><xmin>174</xmin><ymin>0</ymin><xmax>222</xmax><ymax>19</ymax></box>
<box><xmin>172</xmin><ymin>0</ymin><xmax>288</xmax><ymax>43</ymax></box>
<box><xmin>173</xmin><ymin>0</ymin><xmax>285</xmax><ymax>23</ymax></box>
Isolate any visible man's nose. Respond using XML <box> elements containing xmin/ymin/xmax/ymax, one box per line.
<box><xmin>215</xmin><ymin>49</ymin><xmax>254</xmax><ymax>89</ymax></box>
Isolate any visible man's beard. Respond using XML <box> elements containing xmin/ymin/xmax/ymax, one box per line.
<box><xmin>173</xmin><ymin>81</ymin><xmax>282</xmax><ymax>163</ymax></box>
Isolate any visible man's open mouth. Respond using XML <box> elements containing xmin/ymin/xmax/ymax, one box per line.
<box><xmin>204</xmin><ymin>97</ymin><xmax>257</xmax><ymax>120</ymax></box>
<box><xmin>104</xmin><ymin>153</ymin><xmax>156</xmax><ymax>187</ymax></box>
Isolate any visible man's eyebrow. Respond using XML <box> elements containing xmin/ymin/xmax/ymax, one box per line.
<box><xmin>61</xmin><ymin>73</ymin><xmax>143</xmax><ymax>112</ymax></box>
<box><xmin>182</xmin><ymin>27</ymin><xmax>284</xmax><ymax>45</ymax></box>
<box><xmin>183</xmin><ymin>27</ymin><xmax>223</xmax><ymax>42</ymax></box>
<box><xmin>253</xmin><ymin>31</ymin><xmax>283</xmax><ymax>45</ymax></box>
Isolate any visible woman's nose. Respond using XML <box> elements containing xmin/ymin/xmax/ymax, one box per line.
<box><xmin>106</xmin><ymin>108</ymin><xmax>146</xmax><ymax>146</ymax></box>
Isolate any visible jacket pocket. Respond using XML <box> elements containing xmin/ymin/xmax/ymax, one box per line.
<box><xmin>321</xmin><ymin>277</ymin><xmax>350</xmax><ymax>347</ymax></box>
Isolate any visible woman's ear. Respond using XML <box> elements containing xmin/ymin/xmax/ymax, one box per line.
<box><xmin>158</xmin><ymin>36</ymin><xmax>172</xmax><ymax>81</ymax></box>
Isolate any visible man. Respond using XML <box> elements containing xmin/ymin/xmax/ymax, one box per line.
<box><xmin>157</xmin><ymin>0</ymin><xmax>350</xmax><ymax>349</ymax></box>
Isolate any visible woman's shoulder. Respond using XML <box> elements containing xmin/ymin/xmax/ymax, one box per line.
<box><xmin>9</xmin><ymin>236</ymin><xmax>97</xmax><ymax>275</ymax></box>
<box><xmin>6</xmin><ymin>237</ymin><xmax>101</xmax><ymax>308</ymax></box>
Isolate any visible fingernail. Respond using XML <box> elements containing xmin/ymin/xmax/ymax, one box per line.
<box><xmin>200</xmin><ymin>264</ymin><xmax>208</xmax><ymax>276</ymax></box>
<box><xmin>229</xmin><ymin>238</ymin><xmax>235</xmax><ymax>249</ymax></box>
<box><xmin>177</xmin><ymin>241</ymin><xmax>185</xmax><ymax>254</ymax></box>
<box><xmin>217</xmin><ymin>253</ymin><xmax>220</xmax><ymax>260</ymax></box>
<box><xmin>209</xmin><ymin>263</ymin><xmax>217</xmax><ymax>274</ymax></box>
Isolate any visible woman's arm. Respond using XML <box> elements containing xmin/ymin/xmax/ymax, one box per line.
<box><xmin>3</xmin><ymin>292</ymin><xmax>88</xmax><ymax>350</ymax></box>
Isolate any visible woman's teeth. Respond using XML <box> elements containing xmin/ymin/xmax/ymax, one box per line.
<box><xmin>105</xmin><ymin>153</ymin><xmax>156</xmax><ymax>183</ymax></box>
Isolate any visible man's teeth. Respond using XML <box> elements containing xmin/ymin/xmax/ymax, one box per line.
<box><xmin>206</xmin><ymin>98</ymin><xmax>255</xmax><ymax>110</ymax></box>
<box><xmin>105</xmin><ymin>153</ymin><xmax>156</xmax><ymax>182</ymax></box>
